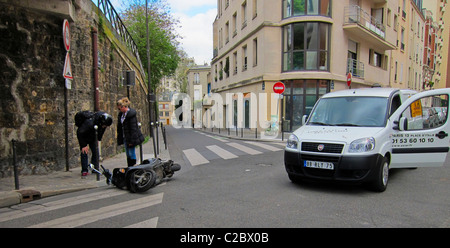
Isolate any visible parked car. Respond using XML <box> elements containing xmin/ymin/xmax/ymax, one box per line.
<box><xmin>285</xmin><ymin>88</ymin><xmax>450</xmax><ymax>192</ymax></box>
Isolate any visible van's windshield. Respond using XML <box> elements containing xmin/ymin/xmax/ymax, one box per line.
<box><xmin>307</xmin><ymin>97</ymin><xmax>389</xmax><ymax>127</ymax></box>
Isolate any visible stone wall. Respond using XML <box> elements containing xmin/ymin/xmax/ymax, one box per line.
<box><xmin>0</xmin><ymin>0</ymin><xmax>150</xmax><ymax>177</ymax></box>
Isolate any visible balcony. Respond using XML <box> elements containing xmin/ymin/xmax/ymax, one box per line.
<box><xmin>347</xmin><ymin>58</ymin><xmax>365</xmax><ymax>78</ymax></box>
<box><xmin>343</xmin><ymin>5</ymin><xmax>395</xmax><ymax>51</ymax></box>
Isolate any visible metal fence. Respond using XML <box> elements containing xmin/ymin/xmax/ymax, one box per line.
<box><xmin>96</xmin><ymin>0</ymin><xmax>145</xmax><ymax>74</ymax></box>
<box><xmin>347</xmin><ymin>58</ymin><xmax>365</xmax><ymax>78</ymax></box>
<box><xmin>344</xmin><ymin>5</ymin><xmax>386</xmax><ymax>40</ymax></box>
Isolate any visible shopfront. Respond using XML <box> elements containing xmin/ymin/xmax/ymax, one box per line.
<box><xmin>282</xmin><ymin>79</ymin><xmax>329</xmax><ymax>132</ymax></box>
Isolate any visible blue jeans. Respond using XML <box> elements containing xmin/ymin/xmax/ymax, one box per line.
<box><xmin>124</xmin><ymin>141</ymin><xmax>136</xmax><ymax>160</ymax></box>
<box><xmin>80</xmin><ymin>142</ymin><xmax>98</xmax><ymax>173</ymax></box>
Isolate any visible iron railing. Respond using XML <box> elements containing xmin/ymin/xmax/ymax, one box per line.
<box><xmin>96</xmin><ymin>0</ymin><xmax>145</xmax><ymax>74</ymax></box>
<box><xmin>344</xmin><ymin>5</ymin><xmax>386</xmax><ymax>40</ymax></box>
<box><xmin>347</xmin><ymin>58</ymin><xmax>365</xmax><ymax>78</ymax></box>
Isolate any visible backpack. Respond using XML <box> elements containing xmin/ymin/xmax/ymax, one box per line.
<box><xmin>75</xmin><ymin>110</ymin><xmax>95</xmax><ymax>127</ymax></box>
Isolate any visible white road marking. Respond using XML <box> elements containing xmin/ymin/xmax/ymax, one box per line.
<box><xmin>206</xmin><ymin>145</ymin><xmax>238</xmax><ymax>159</ymax></box>
<box><xmin>183</xmin><ymin>148</ymin><xmax>209</xmax><ymax>166</ymax></box>
<box><xmin>28</xmin><ymin>193</ymin><xmax>163</xmax><ymax>228</ymax></box>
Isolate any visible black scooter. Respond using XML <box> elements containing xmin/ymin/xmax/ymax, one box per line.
<box><xmin>90</xmin><ymin>158</ymin><xmax>181</xmax><ymax>193</ymax></box>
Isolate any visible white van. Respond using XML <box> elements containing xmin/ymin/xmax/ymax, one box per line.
<box><xmin>284</xmin><ymin>88</ymin><xmax>450</xmax><ymax>192</ymax></box>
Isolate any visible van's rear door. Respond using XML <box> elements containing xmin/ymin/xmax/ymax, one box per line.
<box><xmin>390</xmin><ymin>88</ymin><xmax>450</xmax><ymax>168</ymax></box>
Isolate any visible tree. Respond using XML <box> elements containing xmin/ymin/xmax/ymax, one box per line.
<box><xmin>120</xmin><ymin>0</ymin><xmax>180</xmax><ymax>91</ymax></box>
<box><xmin>173</xmin><ymin>51</ymin><xmax>195</xmax><ymax>93</ymax></box>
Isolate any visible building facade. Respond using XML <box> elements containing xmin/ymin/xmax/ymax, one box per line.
<box><xmin>424</xmin><ymin>0</ymin><xmax>450</xmax><ymax>89</ymax></box>
<box><xmin>186</xmin><ymin>65</ymin><xmax>211</xmax><ymax>128</ymax></box>
<box><xmin>212</xmin><ymin>0</ymin><xmax>403</xmax><ymax>132</ymax></box>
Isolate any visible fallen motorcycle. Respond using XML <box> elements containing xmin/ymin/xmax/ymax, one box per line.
<box><xmin>90</xmin><ymin>158</ymin><xmax>181</xmax><ymax>193</ymax></box>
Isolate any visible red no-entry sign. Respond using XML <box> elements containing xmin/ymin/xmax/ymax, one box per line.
<box><xmin>63</xmin><ymin>19</ymin><xmax>70</xmax><ymax>51</ymax></box>
<box><xmin>273</xmin><ymin>82</ymin><xmax>285</xmax><ymax>94</ymax></box>
<box><xmin>347</xmin><ymin>73</ymin><xmax>352</xmax><ymax>87</ymax></box>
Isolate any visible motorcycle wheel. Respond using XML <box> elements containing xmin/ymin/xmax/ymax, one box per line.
<box><xmin>126</xmin><ymin>169</ymin><xmax>156</xmax><ymax>193</ymax></box>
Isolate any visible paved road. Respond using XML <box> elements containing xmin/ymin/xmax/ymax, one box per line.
<box><xmin>1</xmin><ymin>127</ymin><xmax>449</xmax><ymax>228</ymax></box>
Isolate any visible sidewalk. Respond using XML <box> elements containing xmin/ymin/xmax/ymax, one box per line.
<box><xmin>193</xmin><ymin>126</ymin><xmax>291</xmax><ymax>143</ymax></box>
<box><xmin>0</xmin><ymin>127</ymin><xmax>170</xmax><ymax>208</ymax></box>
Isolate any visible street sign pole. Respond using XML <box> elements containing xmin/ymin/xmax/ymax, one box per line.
<box><xmin>63</xmin><ymin>19</ymin><xmax>71</xmax><ymax>171</ymax></box>
<box><xmin>273</xmin><ymin>82</ymin><xmax>285</xmax><ymax>138</ymax></box>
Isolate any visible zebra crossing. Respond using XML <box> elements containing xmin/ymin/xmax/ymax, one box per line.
<box><xmin>183</xmin><ymin>131</ymin><xmax>285</xmax><ymax>166</ymax></box>
<box><xmin>0</xmin><ymin>188</ymin><xmax>164</xmax><ymax>228</ymax></box>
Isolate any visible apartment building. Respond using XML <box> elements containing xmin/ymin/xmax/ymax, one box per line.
<box><xmin>211</xmin><ymin>0</ymin><xmax>400</xmax><ymax>132</ymax></box>
<box><xmin>407</xmin><ymin>0</ymin><xmax>425</xmax><ymax>91</ymax></box>
<box><xmin>424</xmin><ymin>0</ymin><xmax>449</xmax><ymax>89</ymax></box>
<box><xmin>158</xmin><ymin>98</ymin><xmax>173</xmax><ymax>125</ymax></box>
<box><xmin>422</xmin><ymin>9</ymin><xmax>437</xmax><ymax>90</ymax></box>
<box><xmin>187</xmin><ymin>65</ymin><xmax>212</xmax><ymax>128</ymax></box>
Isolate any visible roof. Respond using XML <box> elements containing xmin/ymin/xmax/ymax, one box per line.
<box><xmin>322</xmin><ymin>88</ymin><xmax>404</xmax><ymax>98</ymax></box>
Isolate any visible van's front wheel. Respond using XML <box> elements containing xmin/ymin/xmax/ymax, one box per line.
<box><xmin>368</xmin><ymin>156</ymin><xmax>389</xmax><ymax>192</ymax></box>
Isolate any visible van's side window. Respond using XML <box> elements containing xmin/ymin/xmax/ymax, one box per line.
<box><xmin>400</xmin><ymin>94</ymin><xmax>449</xmax><ymax>130</ymax></box>
<box><xmin>390</xmin><ymin>95</ymin><xmax>401</xmax><ymax>116</ymax></box>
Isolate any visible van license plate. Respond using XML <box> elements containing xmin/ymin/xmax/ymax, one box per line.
<box><xmin>304</xmin><ymin>160</ymin><xmax>334</xmax><ymax>170</ymax></box>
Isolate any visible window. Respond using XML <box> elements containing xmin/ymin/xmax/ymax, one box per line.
<box><xmin>401</xmin><ymin>94</ymin><xmax>449</xmax><ymax>130</ymax></box>
<box><xmin>387</xmin><ymin>8</ymin><xmax>391</xmax><ymax>27</ymax></box>
<box><xmin>242</xmin><ymin>45</ymin><xmax>248</xmax><ymax>71</ymax></box>
<box><xmin>369</xmin><ymin>49</ymin><xmax>388</xmax><ymax>70</ymax></box>
<box><xmin>283</xmin><ymin>22</ymin><xmax>330</xmax><ymax>71</ymax></box>
<box><xmin>241</xmin><ymin>1</ymin><xmax>247</xmax><ymax>29</ymax></box>
<box><xmin>253</xmin><ymin>38</ymin><xmax>258</xmax><ymax>66</ymax></box>
<box><xmin>233</xmin><ymin>52</ymin><xmax>238</xmax><ymax>75</ymax></box>
<box><xmin>283</xmin><ymin>79</ymin><xmax>329</xmax><ymax>131</ymax></box>
<box><xmin>194</xmin><ymin>73</ymin><xmax>200</xmax><ymax>84</ymax></box>
<box><xmin>401</xmin><ymin>28</ymin><xmax>405</xmax><ymax>51</ymax></box>
<box><xmin>232</xmin><ymin>12</ymin><xmax>237</xmax><ymax>37</ymax></box>
<box><xmin>225</xmin><ymin>21</ymin><xmax>229</xmax><ymax>44</ymax></box>
<box><xmin>394</xmin><ymin>14</ymin><xmax>398</xmax><ymax>31</ymax></box>
<box><xmin>395</xmin><ymin>61</ymin><xmax>398</xmax><ymax>81</ymax></box>
<box><xmin>283</xmin><ymin>0</ymin><xmax>331</xmax><ymax>18</ymax></box>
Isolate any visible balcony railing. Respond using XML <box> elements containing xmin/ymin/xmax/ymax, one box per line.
<box><xmin>347</xmin><ymin>58</ymin><xmax>365</xmax><ymax>78</ymax></box>
<box><xmin>97</xmin><ymin>0</ymin><xmax>144</xmax><ymax>74</ymax></box>
<box><xmin>344</xmin><ymin>5</ymin><xmax>386</xmax><ymax>39</ymax></box>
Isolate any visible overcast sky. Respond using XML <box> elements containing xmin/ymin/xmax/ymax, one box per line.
<box><xmin>110</xmin><ymin>0</ymin><xmax>217</xmax><ymax>65</ymax></box>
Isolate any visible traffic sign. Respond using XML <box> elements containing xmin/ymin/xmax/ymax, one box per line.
<box><xmin>63</xmin><ymin>52</ymin><xmax>73</xmax><ymax>79</ymax></box>
<box><xmin>347</xmin><ymin>73</ymin><xmax>352</xmax><ymax>87</ymax></box>
<box><xmin>273</xmin><ymin>82</ymin><xmax>285</xmax><ymax>94</ymax></box>
<box><xmin>63</xmin><ymin>19</ymin><xmax>70</xmax><ymax>51</ymax></box>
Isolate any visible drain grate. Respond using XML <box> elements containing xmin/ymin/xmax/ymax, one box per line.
<box><xmin>17</xmin><ymin>189</ymin><xmax>41</xmax><ymax>203</ymax></box>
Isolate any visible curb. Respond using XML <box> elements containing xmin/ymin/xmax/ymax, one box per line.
<box><xmin>0</xmin><ymin>191</ymin><xmax>21</xmax><ymax>208</ymax></box>
<box><xmin>0</xmin><ymin>178</ymin><xmax>106</xmax><ymax>208</ymax></box>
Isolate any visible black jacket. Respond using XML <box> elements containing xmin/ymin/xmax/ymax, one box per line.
<box><xmin>117</xmin><ymin>108</ymin><xmax>145</xmax><ymax>147</ymax></box>
<box><xmin>76</xmin><ymin>112</ymin><xmax>107</xmax><ymax>149</ymax></box>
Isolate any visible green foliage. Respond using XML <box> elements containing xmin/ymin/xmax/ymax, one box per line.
<box><xmin>120</xmin><ymin>0</ymin><xmax>181</xmax><ymax>91</ymax></box>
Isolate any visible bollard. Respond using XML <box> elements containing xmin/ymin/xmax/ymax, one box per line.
<box><xmin>12</xmin><ymin>139</ymin><xmax>19</xmax><ymax>190</ymax></box>
<box><xmin>138</xmin><ymin>123</ymin><xmax>143</xmax><ymax>163</ymax></box>
<box><xmin>162</xmin><ymin>126</ymin><xmax>167</xmax><ymax>150</ymax></box>
<box><xmin>94</xmin><ymin>125</ymin><xmax>100</xmax><ymax>181</ymax></box>
<box><xmin>156</xmin><ymin>121</ymin><xmax>159</xmax><ymax>155</ymax></box>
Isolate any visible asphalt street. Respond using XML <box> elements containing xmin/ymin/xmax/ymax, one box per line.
<box><xmin>1</xmin><ymin>126</ymin><xmax>449</xmax><ymax>228</ymax></box>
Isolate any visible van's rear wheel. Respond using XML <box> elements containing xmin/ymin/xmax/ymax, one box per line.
<box><xmin>368</xmin><ymin>156</ymin><xmax>389</xmax><ymax>192</ymax></box>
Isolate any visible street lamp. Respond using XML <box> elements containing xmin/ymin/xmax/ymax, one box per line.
<box><xmin>146</xmin><ymin>0</ymin><xmax>157</xmax><ymax>158</ymax></box>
